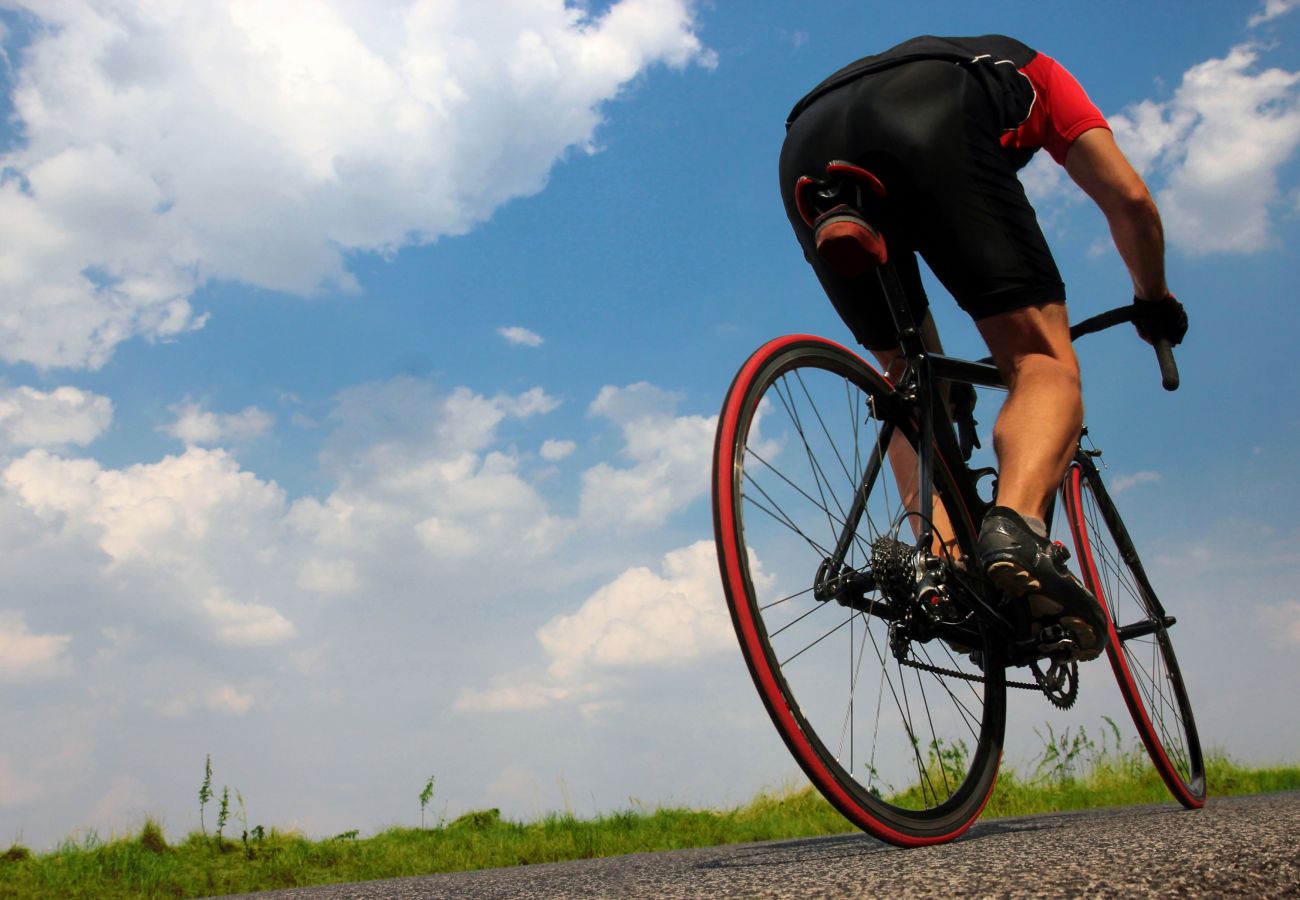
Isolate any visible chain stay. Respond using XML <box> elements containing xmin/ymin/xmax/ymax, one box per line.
<box><xmin>898</xmin><ymin>655</ymin><xmax>1049</xmax><ymax>692</ymax></box>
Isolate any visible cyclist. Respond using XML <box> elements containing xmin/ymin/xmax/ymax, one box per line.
<box><xmin>779</xmin><ymin>35</ymin><xmax>1188</xmax><ymax>661</ymax></box>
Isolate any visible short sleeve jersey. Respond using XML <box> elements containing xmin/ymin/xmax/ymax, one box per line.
<box><xmin>786</xmin><ymin>35</ymin><xmax>1109</xmax><ymax>168</ymax></box>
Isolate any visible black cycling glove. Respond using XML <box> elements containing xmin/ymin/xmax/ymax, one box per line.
<box><xmin>1132</xmin><ymin>295</ymin><xmax>1188</xmax><ymax>346</ymax></box>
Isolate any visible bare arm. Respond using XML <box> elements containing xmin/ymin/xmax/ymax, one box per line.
<box><xmin>1064</xmin><ymin>128</ymin><xmax>1170</xmax><ymax>301</ymax></box>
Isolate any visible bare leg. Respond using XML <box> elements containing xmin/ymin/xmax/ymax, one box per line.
<box><xmin>869</xmin><ymin>313</ymin><xmax>961</xmax><ymax>559</ymax></box>
<box><xmin>975</xmin><ymin>302</ymin><xmax>1082</xmax><ymax>521</ymax></box>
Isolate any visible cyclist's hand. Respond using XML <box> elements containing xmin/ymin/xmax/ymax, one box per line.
<box><xmin>1132</xmin><ymin>295</ymin><xmax>1188</xmax><ymax>346</ymax></box>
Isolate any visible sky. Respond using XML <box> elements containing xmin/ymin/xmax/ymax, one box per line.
<box><xmin>0</xmin><ymin>0</ymin><xmax>1297</xmax><ymax>850</ymax></box>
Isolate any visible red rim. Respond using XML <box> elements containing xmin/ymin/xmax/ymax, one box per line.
<box><xmin>712</xmin><ymin>334</ymin><xmax>1001</xmax><ymax>845</ymax></box>
<box><xmin>1062</xmin><ymin>465</ymin><xmax>1205</xmax><ymax>808</ymax></box>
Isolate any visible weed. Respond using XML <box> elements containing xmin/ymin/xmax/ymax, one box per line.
<box><xmin>1</xmin><ymin>844</ymin><xmax>31</xmax><ymax>864</ymax></box>
<box><xmin>216</xmin><ymin>786</ymin><xmax>230</xmax><ymax>844</ymax></box>
<box><xmin>450</xmin><ymin>809</ymin><xmax>501</xmax><ymax>831</ymax></box>
<box><xmin>419</xmin><ymin>775</ymin><xmax>436</xmax><ymax>829</ymax></box>
<box><xmin>2</xmin><ymin>724</ymin><xmax>1296</xmax><ymax>900</ymax></box>
<box><xmin>199</xmin><ymin>754</ymin><xmax>213</xmax><ymax>836</ymax></box>
<box><xmin>138</xmin><ymin>819</ymin><xmax>168</xmax><ymax>854</ymax></box>
<box><xmin>235</xmin><ymin>790</ymin><xmax>265</xmax><ymax>859</ymax></box>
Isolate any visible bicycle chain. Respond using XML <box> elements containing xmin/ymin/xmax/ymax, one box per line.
<box><xmin>899</xmin><ymin>655</ymin><xmax>1070</xmax><ymax>696</ymax></box>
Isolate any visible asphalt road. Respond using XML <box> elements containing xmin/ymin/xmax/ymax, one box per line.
<box><xmin>217</xmin><ymin>791</ymin><xmax>1300</xmax><ymax>899</ymax></box>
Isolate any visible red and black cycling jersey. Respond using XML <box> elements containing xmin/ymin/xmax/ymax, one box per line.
<box><xmin>786</xmin><ymin>34</ymin><xmax>1109</xmax><ymax>168</ymax></box>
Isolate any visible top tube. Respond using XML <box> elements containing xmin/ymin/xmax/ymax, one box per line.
<box><xmin>930</xmin><ymin>304</ymin><xmax>1177</xmax><ymax>392</ymax></box>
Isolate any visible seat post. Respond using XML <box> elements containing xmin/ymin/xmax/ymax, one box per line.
<box><xmin>875</xmin><ymin>257</ymin><xmax>938</xmax><ymax>553</ymax></box>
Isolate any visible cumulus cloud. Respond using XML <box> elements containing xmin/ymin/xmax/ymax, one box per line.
<box><xmin>0</xmin><ymin>374</ymin><xmax>578</xmax><ymax>666</ymax></box>
<box><xmin>579</xmin><ymin>383</ymin><xmax>716</xmax><ymax>527</ymax></box>
<box><xmin>161</xmin><ymin>402</ymin><xmax>274</xmax><ymax>446</ymax></box>
<box><xmin>1249</xmin><ymin>0</ymin><xmax>1300</xmax><ymax>26</ymax></box>
<box><xmin>0</xmin><ymin>610</ymin><xmax>72</xmax><ymax>681</ymax></box>
<box><xmin>0</xmin><ymin>386</ymin><xmax>113</xmax><ymax>451</ymax></box>
<box><xmin>540</xmin><ymin>438</ymin><xmax>576</xmax><ymax>461</ymax></box>
<box><xmin>0</xmin><ymin>0</ymin><xmax>712</xmax><ymax>369</ymax></box>
<box><xmin>4</xmin><ymin>446</ymin><xmax>287</xmax><ymax>567</ymax></box>
<box><xmin>499</xmin><ymin>326</ymin><xmax>544</xmax><ymax>347</ymax></box>
<box><xmin>539</xmin><ymin>540</ymin><xmax>730</xmax><ymax>678</ymax></box>
<box><xmin>301</xmin><ymin>379</ymin><xmax>567</xmax><ymax>572</ymax></box>
<box><xmin>202</xmin><ymin>592</ymin><xmax>296</xmax><ymax>646</ymax></box>
<box><xmin>1109</xmin><ymin>44</ymin><xmax>1300</xmax><ymax>255</ymax></box>
<box><xmin>2</xmin><ymin>445</ymin><xmax>296</xmax><ymax>649</ymax></box>
<box><xmin>456</xmin><ymin>540</ymin><xmax>732</xmax><ymax>711</ymax></box>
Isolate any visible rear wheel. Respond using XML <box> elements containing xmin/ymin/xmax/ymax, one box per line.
<box><xmin>1062</xmin><ymin>461</ymin><xmax>1206</xmax><ymax>807</ymax></box>
<box><xmin>713</xmin><ymin>335</ymin><xmax>1006</xmax><ymax>845</ymax></box>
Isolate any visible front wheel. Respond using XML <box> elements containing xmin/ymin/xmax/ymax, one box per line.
<box><xmin>1062</xmin><ymin>461</ymin><xmax>1206</xmax><ymax>807</ymax></box>
<box><xmin>713</xmin><ymin>335</ymin><xmax>1006</xmax><ymax>846</ymax></box>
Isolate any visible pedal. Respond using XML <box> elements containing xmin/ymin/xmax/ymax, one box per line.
<box><xmin>1035</xmin><ymin>623</ymin><xmax>1075</xmax><ymax>658</ymax></box>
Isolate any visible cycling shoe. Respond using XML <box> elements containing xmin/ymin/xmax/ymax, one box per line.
<box><xmin>977</xmin><ymin>506</ymin><xmax>1109</xmax><ymax>662</ymax></box>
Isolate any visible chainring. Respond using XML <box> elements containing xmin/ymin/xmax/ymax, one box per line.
<box><xmin>1031</xmin><ymin>658</ymin><xmax>1079</xmax><ymax>709</ymax></box>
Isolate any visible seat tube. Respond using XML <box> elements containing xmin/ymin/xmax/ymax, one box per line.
<box><xmin>875</xmin><ymin>260</ymin><xmax>936</xmax><ymax>553</ymax></box>
<box><xmin>913</xmin><ymin>354</ymin><xmax>936</xmax><ymax>553</ymax></box>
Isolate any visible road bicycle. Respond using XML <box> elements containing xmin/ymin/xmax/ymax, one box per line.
<box><xmin>711</xmin><ymin>161</ymin><xmax>1204</xmax><ymax>847</ymax></box>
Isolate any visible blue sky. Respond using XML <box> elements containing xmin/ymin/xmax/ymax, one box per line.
<box><xmin>0</xmin><ymin>0</ymin><xmax>1297</xmax><ymax>849</ymax></box>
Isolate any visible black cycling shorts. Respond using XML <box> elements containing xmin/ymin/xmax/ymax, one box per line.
<box><xmin>779</xmin><ymin>59</ymin><xmax>1065</xmax><ymax>351</ymax></box>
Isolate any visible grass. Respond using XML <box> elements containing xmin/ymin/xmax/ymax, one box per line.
<box><xmin>2</xmin><ymin>733</ymin><xmax>1297</xmax><ymax>900</ymax></box>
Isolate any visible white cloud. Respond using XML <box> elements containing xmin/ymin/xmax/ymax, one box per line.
<box><xmin>2</xmin><ymin>446</ymin><xmax>297</xmax><ymax>649</ymax></box>
<box><xmin>539</xmin><ymin>540</ymin><xmax>730</xmax><ymax>678</ymax></box>
<box><xmin>202</xmin><ymin>592</ymin><xmax>296</xmax><ymax>646</ymax></box>
<box><xmin>0</xmin><ymin>0</ymin><xmax>712</xmax><ymax>369</ymax></box>
<box><xmin>579</xmin><ymin>383</ymin><xmax>715</xmax><ymax>527</ymax></box>
<box><xmin>1018</xmin><ymin>152</ymin><xmax>1070</xmax><ymax>208</ymax></box>
<box><xmin>207</xmin><ymin>684</ymin><xmax>256</xmax><ymax>715</ymax></box>
<box><xmin>499</xmin><ymin>326</ymin><xmax>544</xmax><ymax>347</ymax></box>
<box><xmin>303</xmin><ymin>379</ymin><xmax>568</xmax><ymax>570</ymax></box>
<box><xmin>4</xmin><ymin>447</ymin><xmax>287</xmax><ymax>566</ymax></box>
<box><xmin>0</xmin><ymin>610</ymin><xmax>72</xmax><ymax>682</ymax></box>
<box><xmin>0</xmin><ymin>386</ymin><xmax>113</xmax><ymax>451</ymax></box>
<box><xmin>296</xmin><ymin>558</ymin><xmax>358</xmax><ymax>594</ymax></box>
<box><xmin>1110</xmin><ymin>44</ymin><xmax>1300</xmax><ymax>255</ymax></box>
<box><xmin>503</xmin><ymin>387</ymin><xmax>561</xmax><ymax>418</ymax></box>
<box><xmin>0</xmin><ymin>372</ymin><xmax>736</xmax><ymax>840</ymax></box>
<box><xmin>1260</xmin><ymin>600</ymin><xmax>1300</xmax><ymax>646</ymax></box>
<box><xmin>1110</xmin><ymin>470</ymin><xmax>1162</xmax><ymax>494</ymax></box>
<box><xmin>1249</xmin><ymin>0</ymin><xmax>1300</xmax><ymax>26</ymax></box>
<box><xmin>161</xmin><ymin>402</ymin><xmax>274</xmax><ymax>446</ymax></box>
<box><xmin>0</xmin><ymin>376</ymin><xmax>577</xmax><ymax>689</ymax></box>
<box><xmin>540</xmin><ymin>438</ymin><xmax>576</xmax><ymax>461</ymax></box>
<box><xmin>457</xmin><ymin>540</ymin><xmax>732</xmax><ymax>711</ymax></box>
<box><xmin>455</xmin><ymin>676</ymin><xmax>591</xmax><ymax>712</ymax></box>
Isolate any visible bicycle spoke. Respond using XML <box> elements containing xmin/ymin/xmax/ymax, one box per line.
<box><xmin>717</xmin><ymin>339</ymin><xmax>1006</xmax><ymax>838</ymax></box>
<box><xmin>1066</xmin><ymin>464</ymin><xmax>1203</xmax><ymax>806</ymax></box>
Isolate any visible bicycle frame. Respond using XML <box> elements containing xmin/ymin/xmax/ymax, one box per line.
<box><xmin>815</xmin><ymin>254</ymin><xmax>1165</xmax><ymax>662</ymax></box>
<box><xmin>714</xmin><ymin>163</ymin><xmax>1199</xmax><ymax>845</ymax></box>
<box><xmin>815</xmin><ymin>257</ymin><xmax>1014</xmax><ymax>634</ymax></box>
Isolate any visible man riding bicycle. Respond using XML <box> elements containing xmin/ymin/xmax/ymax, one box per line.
<box><xmin>779</xmin><ymin>35</ymin><xmax>1188</xmax><ymax>661</ymax></box>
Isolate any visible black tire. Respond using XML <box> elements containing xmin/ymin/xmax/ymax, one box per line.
<box><xmin>1062</xmin><ymin>461</ymin><xmax>1206</xmax><ymax>807</ymax></box>
<box><xmin>712</xmin><ymin>334</ymin><xmax>1006</xmax><ymax>845</ymax></box>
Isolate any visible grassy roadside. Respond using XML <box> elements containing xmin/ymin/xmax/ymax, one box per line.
<box><xmin>2</xmin><ymin>745</ymin><xmax>1297</xmax><ymax>900</ymax></box>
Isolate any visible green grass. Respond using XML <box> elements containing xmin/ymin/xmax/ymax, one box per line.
<box><xmin>2</xmin><ymin>740</ymin><xmax>1297</xmax><ymax>900</ymax></box>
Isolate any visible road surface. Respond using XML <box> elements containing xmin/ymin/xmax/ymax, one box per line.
<box><xmin>218</xmin><ymin>791</ymin><xmax>1300</xmax><ymax>898</ymax></box>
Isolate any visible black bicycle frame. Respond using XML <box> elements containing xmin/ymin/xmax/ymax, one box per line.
<box><xmin>809</xmin><ymin>181</ymin><xmax>1181</xmax><ymax>659</ymax></box>
<box><xmin>810</xmin><ymin>257</ymin><xmax>1016</xmax><ymax>638</ymax></box>
<box><xmin>1068</xmin><ymin>449</ymin><xmax>1177</xmax><ymax>638</ymax></box>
